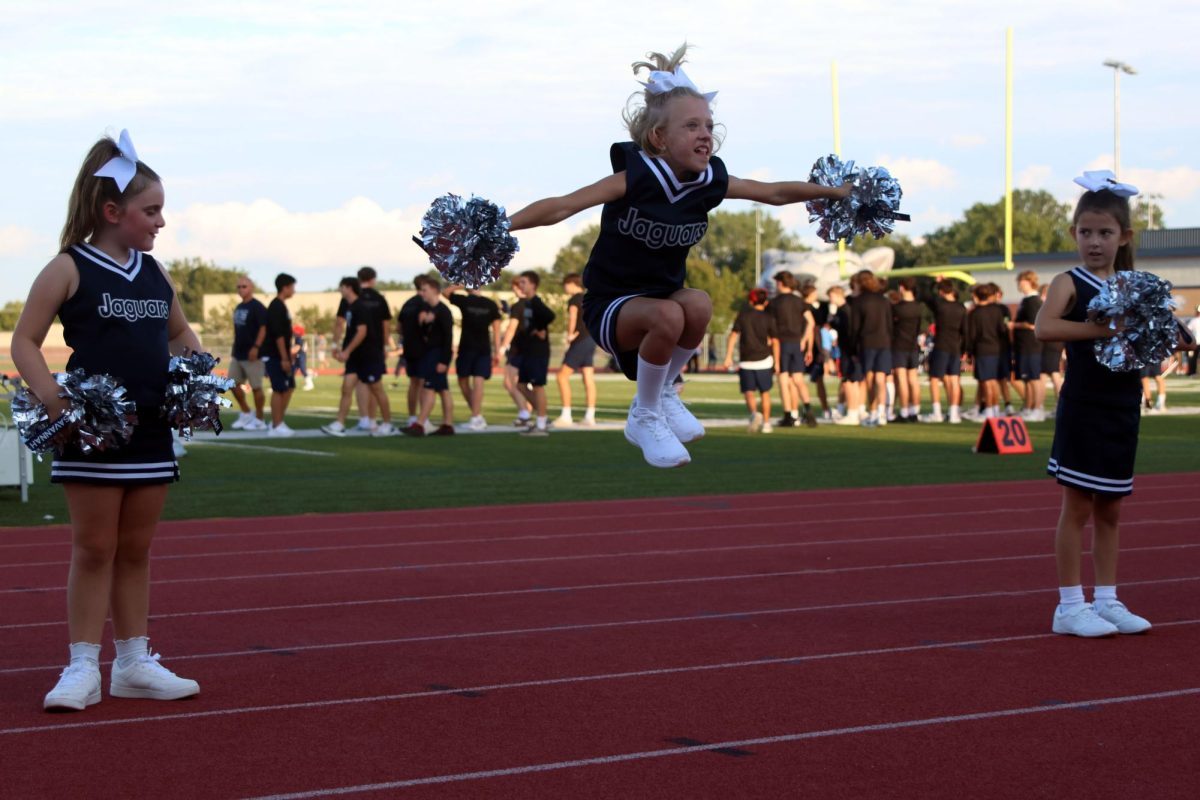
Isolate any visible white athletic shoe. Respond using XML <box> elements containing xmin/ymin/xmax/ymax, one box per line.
<box><xmin>920</xmin><ymin>411</ymin><xmax>945</xmax><ymax>423</ymax></box>
<box><xmin>581</xmin><ymin>415</ymin><xmax>597</xmax><ymax>428</ymax></box>
<box><xmin>371</xmin><ymin>422</ymin><xmax>394</xmax><ymax>437</ymax></box>
<box><xmin>44</xmin><ymin>661</ymin><xmax>102</xmax><ymax>711</ymax></box>
<box><xmin>244</xmin><ymin>417</ymin><xmax>268</xmax><ymax>431</ymax></box>
<box><xmin>659</xmin><ymin>387</ymin><xmax>705</xmax><ymax>443</ymax></box>
<box><xmin>760</xmin><ymin>421</ymin><xmax>773</xmax><ymax>434</ymax></box>
<box><xmin>355</xmin><ymin>418</ymin><xmax>374</xmax><ymax>431</ymax></box>
<box><xmin>747</xmin><ymin>412</ymin><xmax>763</xmax><ymax>433</ymax></box>
<box><xmin>947</xmin><ymin>409</ymin><xmax>963</xmax><ymax>424</ymax></box>
<box><xmin>172</xmin><ymin>439</ymin><xmax>188</xmax><ymax>458</ymax></box>
<box><xmin>267</xmin><ymin>423</ymin><xmax>296</xmax><ymax>437</ymax></box>
<box><xmin>302</xmin><ymin>377</ymin><xmax>314</xmax><ymax>391</ymax></box>
<box><xmin>231</xmin><ymin>412</ymin><xmax>252</xmax><ymax>430</ymax></box>
<box><xmin>110</xmin><ymin>650</ymin><xmax>199</xmax><ymax>700</ymax></box>
<box><xmin>1094</xmin><ymin>601</ymin><xmax>1152</xmax><ymax>634</ymax></box>
<box><xmin>321</xmin><ymin>421</ymin><xmax>347</xmax><ymax>437</ymax></box>
<box><xmin>555</xmin><ymin>413</ymin><xmax>575</xmax><ymax>428</ymax></box>
<box><xmin>834</xmin><ymin>412</ymin><xmax>861</xmax><ymax>426</ymax></box>
<box><xmin>624</xmin><ymin>405</ymin><xmax>690</xmax><ymax>468</ymax></box>
<box><xmin>1051</xmin><ymin>603</ymin><xmax>1119</xmax><ymax>638</ymax></box>
<box><xmin>468</xmin><ymin>416</ymin><xmax>488</xmax><ymax>431</ymax></box>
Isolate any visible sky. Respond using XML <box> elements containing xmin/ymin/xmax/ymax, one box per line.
<box><xmin>2</xmin><ymin>0</ymin><xmax>1198</xmax><ymax>305</ymax></box>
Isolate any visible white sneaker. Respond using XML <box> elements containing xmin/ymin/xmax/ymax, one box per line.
<box><xmin>1051</xmin><ymin>603</ymin><xmax>1119</xmax><ymax>638</ymax></box>
<box><xmin>371</xmin><ymin>422</ymin><xmax>394</xmax><ymax>437</ymax></box>
<box><xmin>760</xmin><ymin>421</ymin><xmax>773</xmax><ymax>434</ymax></box>
<box><xmin>355</xmin><ymin>418</ymin><xmax>374</xmax><ymax>431</ymax></box>
<box><xmin>468</xmin><ymin>416</ymin><xmax>488</xmax><ymax>431</ymax></box>
<box><xmin>861</xmin><ymin>415</ymin><xmax>879</xmax><ymax>428</ymax></box>
<box><xmin>244</xmin><ymin>417</ymin><xmax>268</xmax><ymax>431</ymax></box>
<box><xmin>876</xmin><ymin>413</ymin><xmax>888</xmax><ymax>427</ymax></box>
<box><xmin>947</xmin><ymin>410</ymin><xmax>963</xmax><ymax>424</ymax></box>
<box><xmin>172</xmin><ymin>440</ymin><xmax>188</xmax><ymax>458</ymax></box>
<box><xmin>747</xmin><ymin>412</ymin><xmax>763</xmax><ymax>433</ymax></box>
<box><xmin>659</xmin><ymin>388</ymin><xmax>705</xmax><ymax>443</ymax></box>
<box><xmin>920</xmin><ymin>412</ymin><xmax>945</xmax><ymax>423</ymax></box>
<box><xmin>834</xmin><ymin>412</ymin><xmax>861</xmax><ymax>426</ymax></box>
<box><xmin>268</xmin><ymin>423</ymin><xmax>295</xmax><ymax>438</ymax></box>
<box><xmin>962</xmin><ymin>408</ymin><xmax>984</xmax><ymax>422</ymax></box>
<box><xmin>1094</xmin><ymin>601</ymin><xmax>1152</xmax><ymax>634</ymax></box>
<box><xmin>44</xmin><ymin>660</ymin><xmax>102</xmax><ymax>711</ymax></box>
<box><xmin>555</xmin><ymin>413</ymin><xmax>575</xmax><ymax>428</ymax></box>
<box><xmin>110</xmin><ymin>650</ymin><xmax>200</xmax><ymax>700</ymax></box>
<box><xmin>321</xmin><ymin>420</ymin><xmax>346</xmax><ymax>437</ymax></box>
<box><xmin>581</xmin><ymin>415</ymin><xmax>597</xmax><ymax>428</ymax></box>
<box><xmin>624</xmin><ymin>405</ymin><xmax>690</xmax><ymax>468</ymax></box>
<box><xmin>231</xmin><ymin>412</ymin><xmax>252</xmax><ymax>430</ymax></box>
<box><xmin>302</xmin><ymin>377</ymin><xmax>314</xmax><ymax>391</ymax></box>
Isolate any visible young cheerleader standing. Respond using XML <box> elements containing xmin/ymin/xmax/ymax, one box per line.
<box><xmin>11</xmin><ymin>131</ymin><xmax>203</xmax><ymax>709</ymax></box>
<box><xmin>1035</xmin><ymin>174</ymin><xmax>1193</xmax><ymax>637</ymax></box>
<box><xmin>505</xmin><ymin>44</ymin><xmax>849</xmax><ymax>467</ymax></box>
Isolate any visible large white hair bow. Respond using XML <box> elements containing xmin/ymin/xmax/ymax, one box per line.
<box><xmin>1074</xmin><ymin>170</ymin><xmax>1139</xmax><ymax>198</ymax></box>
<box><xmin>640</xmin><ymin>66</ymin><xmax>717</xmax><ymax>102</ymax></box>
<box><xmin>93</xmin><ymin>129</ymin><xmax>140</xmax><ymax>193</ymax></box>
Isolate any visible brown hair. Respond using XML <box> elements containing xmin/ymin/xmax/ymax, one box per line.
<box><xmin>1016</xmin><ymin>270</ymin><xmax>1039</xmax><ymax>289</ymax></box>
<box><xmin>414</xmin><ymin>274</ymin><xmax>440</xmax><ymax>291</ymax></box>
<box><xmin>935</xmin><ymin>278</ymin><xmax>957</xmax><ymax>295</ymax></box>
<box><xmin>562</xmin><ymin>273</ymin><xmax>582</xmax><ymax>287</ymax></box>
<box><xmin>1073</xmin><ymin>190</ymin><xmax>1135</xmax><ymax>271</ymax></box>
<box><xmin>623</xmin><ymin>44</ymin><xmax>724</xmax><ymax>157</ymax></box>
<box><xmin>854</xmin><ymin>269</ymin><xmax>881</xmax><ymax>294</ymax></box>
<box><xmin>520</xmin><ymin>270</ymin><xmax>541</xmax><ymax>288</ymax></box>
<box><xmin>773</xmin><ymin>271</ymin><xmax>798</xmax><ymax>290</ymax></box>
<box><xmin>60</xmin><ymin>135</ymin><xmax>162</xmax><ymax>252</ymax></box>
<box><xmin>896</xmin><ymin>276</ymin><xmax>917</xmax><ymax>292</ymax></box>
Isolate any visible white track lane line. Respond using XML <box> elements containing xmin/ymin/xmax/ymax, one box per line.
<box><xmin>4</xmin><ymin>622</ymin><xmax>1198</xmax><ymax>737</ymax></box>
<box><xmin>240</xmin><ymin>687</ymin><xmax>1200</xmax><ymax>799</ymax></box>
<box><xmin>5</xmin><ymin>580</ymin><xmax>1198</xmax><ymax>676</ymax></box>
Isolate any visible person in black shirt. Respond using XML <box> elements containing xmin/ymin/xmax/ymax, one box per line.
<box><xmin>445</xmin><ymin>284</ymin><xmax>503</xmax><ymax>431</ymax></box>
<box><xmin>321</xmin><ymin>277</ymin><xmax>394</xmax><ymax>437</ymax></box>
<box><xmin>396</xmin><ymin>279</ymin><xmax>431</xmax><ymax>427</ymax></box>
<box><xmin>799</xmin><ymin>283</ymin><xmax>832</xmax><ymax>418</ymax></box>
<box><xmin>890</xmin><ymin>277</ymin><xmax>924</xmax><ymax>423</ymax></box>
<box><xmin>510</xmin><ymin>271</ymin><xmax>556</xmax><ymax>436</ymax></box>
<box><xmin>334</xmin><ymin>267</ymin><xmax>392</xmax><ymax>431</ymax></box>
<box><xmin>921</xmin><ymin>278</ymin><xmax>968</xmax><ymax>423</ymax></box>
<box><xmin>769</xmin><ymin>271</ymin><xmax>817</xmax><ymax>427</ymax></box>
<box><xmin>263</xmin><ymin>273</ymin><xmax>298</xmax><ymax>436</ymax></box>
<box><xmin>850</xmin><ymin>270</ymin><xmax>893</xmax><ymax>427</ymax></box>
<box><xmin>228</xmin><ymin>276</ymin><xmax>269</xmax><ymax>430</ymax></box>
<box><xmin>1012</xmin><ymin>271</ymin><xmax>1046</xmax><ymax>421</ymax></box>
<box><xmin>403</xmin><ymin>276</ymin><xmax>456</xmax><ymax>436</ymax></box>
<box><xmin>499</xmin><ymin>277</ymin><xmax>533</xmax><ymax>427</ymax></box>
<box><xmin>724</xmin><ymin>289</ymin><xmax>779</xmax><ymax>433</ymax></box>
<box><xmin>965</xmin><ymin>282</ymin><xmax>1010</xmax><ymax>418</ymax></box>
<box><xmin>555</xmin><ymin>274</ymin><xmax>599</xmax><ymax>427</ymax></box>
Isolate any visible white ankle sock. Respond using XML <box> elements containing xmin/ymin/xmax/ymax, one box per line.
<box><xmin>1058</xmin><ymin>585</ymin><xmax>1085</xmax><ymax>608</ymax></box>
<box><xmin>69</xmin><ymin>641</ymin><xmax>101</xmax><ymax>665</ymax></box>
<box><xmin>636</xmin><ymin>357</ymin><xmax>670</xmax><ymax>414</ymax></box>
<box><xmin>114</xmin><ymin>636</ymin><xmax>148</xmax><ymax>668</ymax></box>
<box><xmin>1093</xmin><ymin>585</ymin><xmax>1118</xmax><ymax>605</ymax></box>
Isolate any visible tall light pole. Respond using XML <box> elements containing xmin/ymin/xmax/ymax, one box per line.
<box><xmin>1103</xmin><ymin>59</ymin><xmax>1136</xmax><ymax>179</ymax></box>
<box><xmin>754</xmin><ymin>204</ymin><xmax>763</xmax><ymax>287</ymax></box>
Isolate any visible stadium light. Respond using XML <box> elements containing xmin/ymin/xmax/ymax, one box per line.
<box><xmin>1103</xmin><ymin>60</ymin><xmax>1136</xmax><ymax>179</ymax></box>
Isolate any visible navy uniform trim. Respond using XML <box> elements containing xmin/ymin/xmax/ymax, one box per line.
<box><xmin>72</xmin><ymin>244</ymin><xmax>143</xmax><ymax>282</ymax></box>
<box><xmin>638</xmin><ymin>152</ymin><xmax>714</xmax><ymax>204</ymax></box>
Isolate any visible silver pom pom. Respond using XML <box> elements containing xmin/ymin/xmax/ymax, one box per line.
<box><xmin>163</xmin><ymin>351</ymin><xmax>235</xmax><ymax>440</ymax></box>
<box><xmin>1087</xmin><ymin>271</ymin><xmax>1180</xmax><ymax>372</ymax></box>
<box><xmin>11</xmin><ymin>371</ymin><xmax>137</xmax><ymax>456</ymax></box>
<box><xmin>415</xmin><ymin>194</ymin><xmax>520</xmax><ymax>289</ymax></box>
<box><xmin>806</xmin><ymin>155</ymin><xmax>909</xmax><ymax>244</ymax></box>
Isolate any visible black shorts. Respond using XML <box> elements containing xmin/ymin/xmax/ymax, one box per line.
<box><xmin>582</xmin><ymin>290</ymin><xmax>674</xmax><ymax>381</ymax></box>
<box><xmin>1041</xmin><ymin>347</ymin><xmax>1064</xmax><ymax>376</ymax></box>
<box><xmin>778</xmin><ymin>341</ymin><xmax>806</xmax><ymax>374</ymax></box>
<box><xmin>892</xmin><ymin>350</ymin><xmax>920</xmax><ymax>370</ymax></box>
<box><xmin>419</xmin><ymin>349</ymin><xmax>449</xmax><ymax>392</ymax></box>
<box><xmin>456</xmin><ymin>349</ymin><xmax>493</xmax><ymax>379</ymax></box>
<box><xmin>927</xmin><ymin>349</ymin><xmax>962</xmax><ymax>378</ymax></box>
<box><xmin>1047</xmin><ymin>395</ymin><xmax>1139</xmax><ymax>496</ymax></box>
<box><xmin>1139</xmin><ymin>362</ymin><xmax>1162</xmax><ymax>378</ymax></box>
<box><xmin>861</xmin><ymin>348</ymin><xmax>892</xmax><ymax>375</ymax></box>
<box><xmin>518</xmin><ymin>355</ymin><xmax>550</xmax><ymax>387</ymax></box>
<box><xmin>840</xmin><ymin>355</ymin><xmax>865</xmax><ymax>382</ymax></box>
<box><xmin>974</xmin><ymin>354</ymin><xmax>1002</xmax><ymax>382</ymax></box>
<box><xmin>739</xmin><ymin>367</ymin><xmax>774</xmax><ymax>393</ymax></box>
<box><xmin>562</xmin><ymin>336</ymin><xmax>597</xmax><ymax>370</ymax></box>
<box><xmin>264</xmin><ymin>358</ymin><xmax>296</xmax><ymax>393</ymax></box>
<box><xmin>805</xmin><ymin>354</ymin><xmax>825</xmax><ymax>383</ymax></box>
<box><xmin>346</xmin><ymin>353</ymin><xmax>385</xmax><ymax>384</ymax></box>
<box><xmin>1015</xmin><ymin>352</ymin><xmax>1042</xmax><ymax>381</ymax></box>
<box><xmin>51</xmin><ymin>410</ymin><xmax>179</xmax><ymax>486</ymax></box>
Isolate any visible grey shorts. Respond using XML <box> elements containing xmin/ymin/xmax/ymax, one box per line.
<box><xmin>228</xmin><ymin>358</ymin><xmax>265</xmax><ymax>390</ymax></box>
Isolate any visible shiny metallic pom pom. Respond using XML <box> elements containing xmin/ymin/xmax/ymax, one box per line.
<box><xmin>416</xmin><ymin>194</ymin><xmax>520</xmax><ymax>289</ymax></box>
<box><xmin>163</xmin><ymin>351</ymin><xmax>235</xmax><ymax>440</ymax></box>
<box><xmin>1087</xmin><ymin>270</ymin><xmax>1181</xmax><ymax>372</ymax></box>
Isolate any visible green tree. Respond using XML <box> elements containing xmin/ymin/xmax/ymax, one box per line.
<box><xmin>684</xmin><ymin>254</ymin><xmax>745</xmax><ymax>332</ymax></box>
<box><xmin>166</xmin><ymin>258</ymin><xmax>244</xmax><ymax>321</ymax></box>
<box><xmin>849</xmin><ymin>233</ymin><xmax>921</xmax><ymax>269</ymax></box>
<box><xmin>203</xmin><ymin>298</ymin><xmax>238</xmax><ymax>340</ymax></box>
<box><xmin>1131</xmin><ymin>195</ymin><xmax>1166</xmax><ymax>235</ymax></box>
<box><xmin>293</xmin><ymin>305</ymin><xmax>337</xmax><ymax>337</ymax></box>
<box><xmin>550</xmin><ymin>225</ymin><xmax>601</xmax><ymax>281</ymax></box>
<box><xmin>692</xmin><ymin>210</ymin><xmax>803</xmax><ymax>278</ymax></box>
<box><xmin>0</xmin><ymin>300</ymin><xmax>24</xmax><ymax>331</ymax></box>
<box><xmin>918</xmin><ymin>189</ymin><xmax>1075</xmax><ymax>266</ymax></box>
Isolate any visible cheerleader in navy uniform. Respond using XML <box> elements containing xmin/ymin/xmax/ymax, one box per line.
<box><xmin>506</xmin><ymin>44</ymin><xmax>849</xmax><ymax>467</ymax></box>
<box><xmin>1035</xmin><ymin>173</ymin><xmax>1196</xmax><ymax>638</ymax></box>
<box><xmin>11</xmin><ymin>131</ymin><xmax>203</xmax><ymax>709</ymax></box>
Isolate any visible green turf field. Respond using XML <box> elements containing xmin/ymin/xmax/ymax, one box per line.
<box><xmin>3</xmin><ymin>371</ymin><xmax>1197</xmax><ymax>526</ymax></box>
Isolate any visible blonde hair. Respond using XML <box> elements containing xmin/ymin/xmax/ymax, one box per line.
<box><xmin>623</xmin><ymin>44</ymin><xmax>724</xmax><ymax>157</ymax></box>
<box><xmin>60</xmin><ymin>136</ymin><xmax>161</xmax><ymax>252</ymax></box>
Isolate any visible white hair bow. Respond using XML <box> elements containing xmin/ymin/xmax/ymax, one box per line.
<box><xmin>93</xmin><ymin>129</ymin><xmax>140</xmax><ymax>193</ymax></box>
<box><xmin>1073</xmin><ymin>170</ymin><xmax>1139</xmax><ymax>198</ymax></box>
<box><xmin>640</xmin><ymin>66</ymin><xmax>717</xmax><ymax>102</ymax></box>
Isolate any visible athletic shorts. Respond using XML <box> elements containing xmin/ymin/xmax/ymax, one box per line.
<box><xmin>1139</xmin><ymin>362</ymin><xmax>1162</xmax><ymax>379</ymax></box>
<box><xmin>974</xmin><ymin>354</ymin><xmax>1002</xmax><ymax>382</ymax></box>
<box><xmin>562</xmin><ymin>335</ymin><xmax>597</xmax><ymax>370</ymax></box>
<box><xmin>1041</xmin><ymin>347</ymin><xmax>1064</xmax><ymax>376</ymax></box>
<box><xmin>891</xmin><ymin>350</ymin><xmax>920</xmax><ymax>371</ymax></box>
<box><xmin>739</xmin><ymin>367</ymin><xmax>774</xmax><ymax>393</ymax></box>
<box><xmin>927</xmin><ymin>349</ymin><xmax>962</xmax><ymax>378</ymax></box>
<box><xmin>456</xmin><ymin>349</ymin><xmax>493</xmax><ymax>379</ymax></box>
<box><xmin>51</xmin><ymin>409</ymin><xmax>179</xmax><ymax>486</ymax></box>
<box><xmin>582</xmin><ymin>290</ymin><xmax>674</xmax><ymax>381</ymax></box>
<box><xmin>1015</xmin><ymin>352</ymin><xmax>1042</xmax><ymax>382</ymax></box>
<box><xmin>518</xmin><ymin>355</ymin><xmax>550</xmax><ymax>388</ymax></box>
<box><xmin>263</xmin><ymin>358</ymin><xmax>296</xmax><ymax>393</ymax></box>
<box><xmin>778</xmin><ymin>341</ymin><xmax>807</xmax><ymax>374</ymax></box>
<box><xmin>861</xmin><ymin>348</ymin><xmax>892</xmax><ymax>375</ymax></box>
<box><xmin>347</xmin><ymin>354</ymin><xmax>385</xmax><ymax>384</ymax></box>
<box><xmin>840</xmin><ymin>355</ymin><xmax>865</xmax><ymax>383</ymax></box>
<box><xmin>228</xmin><ymin>358</ymin><xmax>265</xmax><ymax>390</ymax></box>
<box><xmin>419</xmin><ymin>349</ymin><xmax>449</xmax><ymax>392</ymax></box>
<box><xmin>805</xmin><ymin>353</ymin><xmax>826</xmax><ymax>383</ymax></box>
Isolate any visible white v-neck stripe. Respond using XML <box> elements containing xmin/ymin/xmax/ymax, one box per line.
<box><xmin>639</xmin><ymin>153</ymin><xmax>713</xmax><ymax>204</ymax></box>
<box><xmin>74</xmin><ymin>244</ymin><xmax>142</xmax><ymax>282</ymax></box>
<box><xmin>1071</xmin><ymin>267</ymin><xmax>1104</xmax><ymax>290</ymax></box>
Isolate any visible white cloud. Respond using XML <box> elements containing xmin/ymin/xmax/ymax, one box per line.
<box><xmin>873</xmin><ymin>156</ymin><xmax>957</xmax><ymax>193</ymax></box>
<box><xmin>0</xmin><ymin>226</ymin><xmax>38</xmax><ymax>258</ymax></box>
<box><xmin>949</xmin><ymin>134</ymin><xmax>987</xmax><ymax>149</ymax></box>
<box><xmin>1017</xmin><ymin>165</ymin><xmax>1053</xmax><ymax>189</ymax></box>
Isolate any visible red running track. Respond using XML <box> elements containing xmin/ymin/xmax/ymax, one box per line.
<box><xmin>2</xmin><ymin>475</ymin><xmax>1199</xmax><ymax>799</ymax></box>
